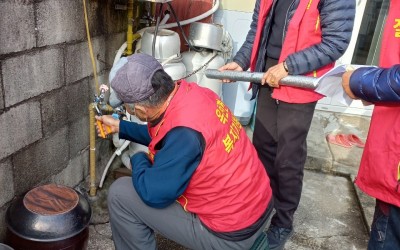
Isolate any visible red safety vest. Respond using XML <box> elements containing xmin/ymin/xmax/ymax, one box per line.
<box><xmin>147</xmin><ymin>80</ymin><xmax>272</xmax><ymax>232</ymax></box>
<box><xmin>250</xmin><ymin>0</ymin><xmax>334</xmax><ymax>103</ymax></box>
<box><xmin>355</xmin><ymin>0</ymin><xmax>400</xmax><ymax>207</ymax></box>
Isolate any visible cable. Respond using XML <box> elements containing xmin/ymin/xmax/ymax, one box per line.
<box><xmin>152</xmin><ymin>3</ymin><xmax>164</xmax><ymax>57</ymax></box>
<box><xmin>166</xmin><ymin>2</ymin><xmax>202</xmax><ymax>52</ymax></box>
<box><xmin>82</xmin><ymin>0</ymin><xmax>99</xmax><ymax>94</ymax></box>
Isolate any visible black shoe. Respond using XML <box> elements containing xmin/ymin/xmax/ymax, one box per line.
<box><xmin>266</xmin><ymin>225</ymin><xmax>294</xmax><ymax>250</ymax></box>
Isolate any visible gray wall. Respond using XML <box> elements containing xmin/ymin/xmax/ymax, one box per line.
<box><xmin>0</xmin><ymin>0</ymin><xmax>128</xmax><ymax>240</ymax></box>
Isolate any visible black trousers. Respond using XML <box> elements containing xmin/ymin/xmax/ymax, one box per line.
<box><xmin>253</xmin><ymin>58</ymin><xmax>317</xmax><ymax>229</ymax></box>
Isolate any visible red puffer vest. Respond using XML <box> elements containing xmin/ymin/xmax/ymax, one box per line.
<box><xmin>355</xmin><ymin>0</ymin><xmax>400</xmax><ymax>207</ymax></box>
<box><xmin>147</xmin><ymin>80</ymin><xmax>272</xmax><ymax>232</ymax></box>
<box><xmin>250</xmin><ymin>0</ymin><xmax>334</xmax><ymax>103</ymax></box>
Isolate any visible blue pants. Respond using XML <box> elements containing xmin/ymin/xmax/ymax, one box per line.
<box><xmin>368</xmin><ymin>200</ymin><xmax>400</xmax><ymax>250</ymax></box>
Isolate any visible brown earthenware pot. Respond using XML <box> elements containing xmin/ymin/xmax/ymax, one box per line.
<box><xmin>5</xmin><ymin>184</ymin><xmax>91</xmax><ymax>250</ymax></box>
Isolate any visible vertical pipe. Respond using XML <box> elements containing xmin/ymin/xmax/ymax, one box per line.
<box><xmin>89</xmin><ymin>103</ymin><xmax>114</xmax><ymax>197</ymax></box>
<box><xmin>89</xmin><ymin>103</ymin><xmax>97</xmax><ymax>197</ymax></box>
<box><xmin>126</xmin><ymin>0</ymin><xmax>134</xmax><ymax>55</ymax></box>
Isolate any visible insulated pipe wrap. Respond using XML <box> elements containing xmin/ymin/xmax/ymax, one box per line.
<box><xmin>205</xmin><ymin>69</ymin><xmax>318</xmax><ymax>89</ymax></box>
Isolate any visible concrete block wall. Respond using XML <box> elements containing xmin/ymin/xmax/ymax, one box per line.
<box><xmin>0</xmin><ymin>0</ymin><xmax>128</xmax><ymax>241</ymax></box>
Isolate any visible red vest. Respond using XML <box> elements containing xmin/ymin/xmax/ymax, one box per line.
<box><xmin>250</xmin><ymin>0</ymin><xmax>334</xmax><ymax>103</ymax></box>
<box><xmin>148</xmin><ymin>80</ymin><xmax>272</xmax><ymax>232</ymax></box>
<box><xmin>355</xmin><ymin>0</ymin><xmax>400</xmax><ymax>207</ymax></box>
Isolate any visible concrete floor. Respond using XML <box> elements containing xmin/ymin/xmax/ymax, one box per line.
<box><xmin>84</xmin><ymin>110</ymin><xmax>374</xmax><ymax>250</ymax></box>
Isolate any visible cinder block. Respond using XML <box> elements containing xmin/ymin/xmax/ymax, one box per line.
<box><xmin>0</xmin><ymin>1</ymin><xmax>35</xmax><ymax>54</ymax></box>
<box><xmin>36</xmin><ymin>0</ymin><xmax>85</xmax><ymax>47</ymax></box>
<box><xmin>41</xmin><ymin>88</ymin><xmax>68</xmax><ymax>136</ymax></box>
<box><xmin>66</xmin><ymin>79</ymin><xmax>90</xmax><ymax>123</ymax></box>
<box><xmin>3</xmin><ymin>48</ymin><xmax>64</xmax><ymax>107</ymax></box>
<box><xmin>52</xmin><ymin>151</ymin><xmax>89</xmax><ymax>188</ymax></box>
<box><xmin>82</xmin><ymin>149</ymin><xmax>90</xmax><ymax>177</ymax></box>
<box><xmin>0</xmin><ymin>159</ymin><xmax>14</xmax><ymax>207</ymax></box>
<box><xmin>13</xmin><ymin>127</ymin><xmax>69</xmax><ymax>195</ymax></box>
<box><xmin>65</xmin><ymin>37</ymin><xmax>106</xmax><ymax>84</ymax></box>
<box><xmin>69</xmin><ymin>116</ymin><xmax>90</xmax><ymax>157</ymax></box>
<box><xmin>87</xmin><ymin>0</ymin><xmax>102</xmax><ymax>38</ymax></box>
<box><xmin>0</xmin><ymin>102</ymin><xmax>42</xmax><ymax>160</ymax></box>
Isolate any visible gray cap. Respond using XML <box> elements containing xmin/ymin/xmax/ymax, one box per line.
<box><xmin>111</xmin><ymin>53</ymin><xmax>163</xmax><ymax>104</ymax></box>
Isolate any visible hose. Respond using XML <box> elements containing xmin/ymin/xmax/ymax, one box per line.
<box><xmin>99</xmin><ymin>139</ymin><xmax>131</xmax><ymax>188</ymax></box>
<box><xmin>166</xmin><ymin>2</ymin><xmax>201</xmax><ymax>52</ymax></box>
<box><xmin>152</xmin><ymin>3</ymin><xmax>164</xmax><ymax>57</ymax></box>
<box><xmin>82</xmin><ymin>0</ymin><xmax>99</xmax><ymax>94</ymax></box>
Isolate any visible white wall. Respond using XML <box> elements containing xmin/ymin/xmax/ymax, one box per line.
<box><xmin>219</xmin><ymin>0</ymin><xmax>256</xmax><ymax>13</ymax></box>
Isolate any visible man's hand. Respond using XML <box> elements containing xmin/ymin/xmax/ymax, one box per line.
<box><xmin>218</xmin><ymin>62</ymin><xmax>243</xmax><ymax>83</ymax></box>
<box><xmin>95</xmin><ymin>115</ymin><xmax>120</xmax><ymax>137</ymax></box>
<box><xmin>263</xmin><ymin>63</ymin><xmax>288</xmax><ymax>88</ymax></box>
<box><xmin>341</xmin><ymin>71</ymin><xmax>357</xmax><ymax>99</ymax></box>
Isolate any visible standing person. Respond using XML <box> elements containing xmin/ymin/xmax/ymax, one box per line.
<box><xmin>341</xmin><ymin>2</ymin><xmax>400</xmax><ymax>248</ymax></box>
<box><xmin>96</xmin><ymin>53</ymin><xmax>274</xmax><ymax>250</ymax></box>
<box><xmin>342</xmin><ymin>65</ymin><xmax>400</xmax><ymax>249</ymax></box>
<box><xmin>219</xmin><ymin>0</ymin><xmax>356</xmax><ymax>249</ymax></box>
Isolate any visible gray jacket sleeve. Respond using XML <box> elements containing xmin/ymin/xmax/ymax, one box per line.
<box><xmin>232</xmin><ymin>0</ymin><xmax>261</xmax><ymax>71</ymax></box>
<box><xmin>286</xmin><ymin>0</ymin><xmax>356</xmax><ymax>75</ymax></box>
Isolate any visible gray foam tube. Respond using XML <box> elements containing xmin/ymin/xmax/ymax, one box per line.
<box><xmin>205</xmin><ymin>69</ymin><xmax>318</xmax><ymax>89</ymax></box>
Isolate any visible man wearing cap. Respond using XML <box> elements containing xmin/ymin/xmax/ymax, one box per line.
<box><xmin>96</xmin><ymin>53</ymin><xmax>274</xmax><ymax>249</ymax></box>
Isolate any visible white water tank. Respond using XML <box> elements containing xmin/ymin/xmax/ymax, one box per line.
<box><xmin>161</xmin><ymin>57</ymin><xmax>187</xmax><ymax>81</ymax></box>
<box><xmin>181</xmin><ymin>50</ymin><xmax>225</xmax><ymax>97</ymax></box>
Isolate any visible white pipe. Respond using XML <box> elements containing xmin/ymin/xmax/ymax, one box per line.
<box><xmin>112</xmin><ymin>133</ymin><xmax>125</xmax><ymax>148</ymax></box>
<box><xmin>157</xmin><ymin>0</ymin><xmax>220</xmax><ymax>29</ymax></box>
<box><xmin>116</xmin><ymin>139</ymin><xmax>132</xmax><ymax>156</ymax></box>
<box><xmin>99</xmin><ymin>139</ymin><xmax>132</xmax><ymax>188</ymax></box>
<box><xmin>160</xmin><ymin>13</ymin><xmax>170</xmax><ymax>25</ymax></box>
<box><xmin>99</xmin><ymin>152</ymin><xmax>117</xmax><ymax>188</ymax></box>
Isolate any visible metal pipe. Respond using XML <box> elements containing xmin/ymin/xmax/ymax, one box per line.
<box><xmin>89</xmin><ymin>103</ymin><xmax>97</xmax><ymax>197</ymax></box>
<box><xmin>205</xmin><ymin>69</ymin><xmax>319</xmax><ymax>89</ymax></box>
<box><xmin>126</xmin><ymin>0</ymin><xmax>135</xmax><ymax>55</ymax></box>
<box><xmin>89</xmin><ymin>103</ymin><xmax>114</xmax><ymax>197</ymax></box>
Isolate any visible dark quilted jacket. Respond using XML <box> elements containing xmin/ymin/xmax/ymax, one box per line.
<box><xmin>233</xmin><ymin>0</ymin><xmax>356</xmax><ymax>75</ymax></box>
<box><xmin>350</xmin><ymin>65</ymin><xmax>400</xmax><ymax>103</ymax></box>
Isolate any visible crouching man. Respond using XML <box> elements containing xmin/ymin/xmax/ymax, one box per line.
<box><xmin>96</xmin><ymin>53</ymin><xmax>274</xmax><ymax>250</ymax></box>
